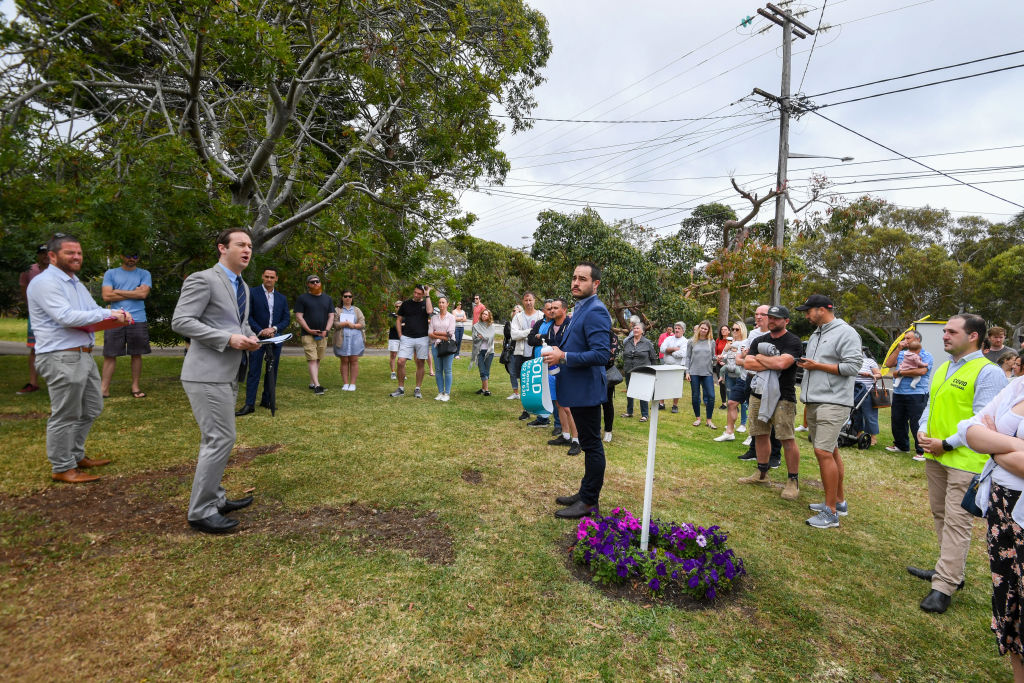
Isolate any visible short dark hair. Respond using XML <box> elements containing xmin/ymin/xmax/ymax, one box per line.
<box><xmin>413</xmin><ymin>284</ymin><xmax>425</xmax><ymax>292</ymax></box>
<box><xmin>951</xmin><ymin>313</ymin><xmax>987</xmax><ymax>347</ymax></box>
<box><xmin>47</xmin><ymin>233</ymin><xmax>80</xmax><ymax>253</ymax></box>
<box><xmin>216</xmin><ymin>227</ymin><xmax>253</xmax><ymax>248</ymax></box>
<box><xmin>262</xmin><ymin>266</ymin><xmax>279</xmax><ymax>276</ymax></box>
<box><xmin>551</xmin><ymin>296</ymin><xmax>568</xmax><ymax>308</ymax></box>
<box><xmin>577</xmin><ymin>261</ymin><xmax>601</xmax><ymax>281</ymax></box>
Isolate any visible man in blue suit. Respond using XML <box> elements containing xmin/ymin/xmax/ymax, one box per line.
<box><xmin>237</xmin><ymin>267</ymin><xmax>290</xmax><ymax>415</ymax></box>
<box><xmin>542</xmin><ymin>262</ymin><xmax>611</xmax><ymax>519</ymax></box>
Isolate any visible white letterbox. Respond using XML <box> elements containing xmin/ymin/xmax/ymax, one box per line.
<box><xmin>625</xmin><ymin>365</ymin><xmax>686</xmax><ymax>402</ymax></box>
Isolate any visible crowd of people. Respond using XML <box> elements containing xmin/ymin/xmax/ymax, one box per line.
<box><xmin>17</xmin><ymin>235</ymin><xmax>1024</xmax><ymax>680</ymax></box>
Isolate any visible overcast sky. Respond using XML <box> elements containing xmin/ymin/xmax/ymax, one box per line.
<box><xmin>463</xmin><ymin>0</ymin><xmax>1024</xmax><ymax>247</ymax></box>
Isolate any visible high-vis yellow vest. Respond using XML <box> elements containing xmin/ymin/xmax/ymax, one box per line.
<box><xmin>925</xmin><ymin>357</ymin><xmax>991</xmax><ymax>473</ymax></box>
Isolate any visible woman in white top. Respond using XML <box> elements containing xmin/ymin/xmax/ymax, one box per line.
<box><xmin>453</xmin><ymin>302</ymin><xmax>468</xmax><ymax>359</ymax></box>
<box><xmin>428</xmin><ymin>296</ymin><xmax>457</xmax><ymax>401</ymax></box>
<box><xmin>332</xmin><ymin>290</ymin><xmax>365</xmax><ymax>391</ymax></box>
<box><xmin>471</xmin><ymin>308</ymin><xmax>496</xmax><ymax>395</ymax></box>
<box><xmin>959</xmin><ymin>377</ymin><xmax>1024</xmax><ymax>683</ymax></box>
<box><xmin>659</xmin><ymin>321</ymin><xmax>688</xmax><ymax>413</ymax></box>
<box><xmin>715</xmin><ymin>321</ymin><xmax>749</xmax><ymax>441</ymax></box>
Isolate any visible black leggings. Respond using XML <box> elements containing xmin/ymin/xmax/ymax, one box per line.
<box><xmin>602</xmin><ymin>384</ymin><xmax>614</xmax><ymax>432</ymax></box>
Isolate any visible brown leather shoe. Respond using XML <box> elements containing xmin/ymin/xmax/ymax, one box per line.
<box><xmin>52</xmin><ymin>468</ymin><xmax>100</xmax><ymax>483</ymax></box>
<box><xmin>77</xmin><ymin>457</ymin><xmax>111</xmax><ymax>469</ymax></box>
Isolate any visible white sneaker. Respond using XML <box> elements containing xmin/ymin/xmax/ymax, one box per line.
<box><xmin>390</xmin><ymin>372</ymin><xmax>397</xmax><ymax>380</ymax></box>
<box><xmin>714</xmin><ymin>432</ymin><xmax>736</xmax><ymax>442</ymax></box>
<box><xmin>742</xmin><ymin>436</ymin><xmax>752</xmax><ymax>446</ymax></box>
<box><xmin>507</xmin><ymin>393</ymin><xmax>519</xmax><ymax>400</ymax></box>
<box><xmin>441</xmin><ymin>393</ymin><xmax>450</xmax><ymax>402</ymax></box>
<box><xmin>348</xmin><ymin>385</ymin><xmax>356</xmax><ymax>391</ymax></box>
<box><xmin>604</xmin><ymin>431</ymin><xmax>613</xmax><ymax>443</ymax></box>
<box><xmin>737</xmin><ymin>424</ymin><xmax>747</xmax><ymax>433</ymax></box>
<box><xmin>795</xmin><ymin>425</ymin><xmax>808</xmax><ymax>432</ymax></box>
<box><xmin>435</xmin><ymin>393</ymin><xmax>444</xmax><ymax>401</ymax></box>
<box><xmin>342</xmin><ymin>384</ymin><xmax>351</xmax><ymax>391</ymax></box>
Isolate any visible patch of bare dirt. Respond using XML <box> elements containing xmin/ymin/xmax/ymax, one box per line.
<box><xmin>0</xmin><ymin>411</ymin><xmax>47</xmax><ymax>421</ymax></box>
<box><xmin>461</xmin><ymin>468</ymin><xmax>483</xmax><ymax>484</ymax></box>
<box><xmin>560</xmin><ymin>533</ymin><xmax>744</xmax><ymax>611</ymax></box>
<box><xmin>0</xmin><ymin>443</ymin><xmax>453</xmax><ymax>567</ymax></box>
<box><xmin>232</xmin><ymin>443</ymin><xmax>284</xmax><ymax>464</ymax></box>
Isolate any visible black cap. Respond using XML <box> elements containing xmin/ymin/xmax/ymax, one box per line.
<box><xmin>37</xmin><ymin>244</ymin><xmax>48</xmax><ymax>253</ymax></box>
<box><xmin>766</xmin><ymin>305</ymin><xmax>790</xmax><ymax>319</ymax></box>
<box><xmin>794</xmin><ymin>294</ymin><xmax>834</xmax><ymax>311</ymax></box>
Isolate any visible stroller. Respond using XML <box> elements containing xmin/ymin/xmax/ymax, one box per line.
<box><xmin>836</xmin><ymin>386</ymin><xmax>873</xmax><ymax>450</ymax></box>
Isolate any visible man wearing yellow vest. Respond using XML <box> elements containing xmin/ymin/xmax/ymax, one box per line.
<box><xmin>910</xmin><ymin>314</ymin><xmax>1007</xmax><ymax>613</ymax></box>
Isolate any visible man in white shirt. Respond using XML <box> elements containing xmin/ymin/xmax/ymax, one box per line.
<box><xmin>27</xmin><ymin>234</ymin><xmax>131</xmax><ymax>483</ymax></box>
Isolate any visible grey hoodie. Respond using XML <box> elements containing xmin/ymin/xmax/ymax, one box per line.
<box><xmin>800</xmin><ymin>316</ymin><xmax>863</xmax><ymax>407</ymax></box>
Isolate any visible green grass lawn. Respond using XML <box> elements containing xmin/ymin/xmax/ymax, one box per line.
<box><xmin>0</xmin><ymin>354</ymin><xmax>1007</xmax><ymax>680</ymax></box>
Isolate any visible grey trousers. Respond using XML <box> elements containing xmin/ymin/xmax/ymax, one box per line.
<box><xmin>182</xmin><ymin>380</ymin><xmax>237</xmax><ymax>521</ymax></box>
<box><xmin>35</xmin><ymin>350</ymin><xmax>103</xmax><ymax>473</ymax></box>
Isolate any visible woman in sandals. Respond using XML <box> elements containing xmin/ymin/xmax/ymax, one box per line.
<box><xmin>621</xmin><ymin>321</ymin><xmax>659</xmax><ymax>422</ymax></box>
<box><xmin>686</xmin><ymin>319</ymin><xmax>718</xmax><ymax>429</ymax></box>
<box><xmin>332</xmin><ymin>290</ymin><xmax>365</xmax><ymax>391</ymax></box>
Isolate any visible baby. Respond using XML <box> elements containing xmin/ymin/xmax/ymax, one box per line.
<box><xmin>893</xmin><ymin>339</ymin><xmax>928</xmax><ymax>388</ymax></box>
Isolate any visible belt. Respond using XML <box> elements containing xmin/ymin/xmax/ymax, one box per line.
<box><xmin>54</xmin><ymin>346</ymin><xmax>93</xmax><ymax>353</ymax></box>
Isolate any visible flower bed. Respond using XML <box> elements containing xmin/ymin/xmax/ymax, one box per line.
<box><xmin>571</xmin><ymin>507</ymin><xmax>745</xmax><ymax>601</ymax></box>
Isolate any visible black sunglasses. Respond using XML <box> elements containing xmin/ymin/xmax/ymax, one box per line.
<box><xmin>308</xmin><ymin>280</ymin><xmax>320</xmax><ymax>284</ymax></box>
<box><xmin>342</xmin><ymin>294</ymin><xmax>353</xmax><ymax>297</ymax></box>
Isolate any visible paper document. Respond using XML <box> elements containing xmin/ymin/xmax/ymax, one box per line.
<box><xmin>260</xmin><ymin>333</ymin><xmax>293</xmax><ymax>345</ymax></box>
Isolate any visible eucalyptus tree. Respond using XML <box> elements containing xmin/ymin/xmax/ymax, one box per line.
<box><xmin>1</xmin><ymin>0</ymin><xmax>551</xmax><ymax>261</ymax></box>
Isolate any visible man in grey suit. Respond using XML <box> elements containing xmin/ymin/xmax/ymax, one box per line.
<box><xmin>172</xmin><ymin>228</ymin><xmax>261</xmax><ymax>533</ymax></box>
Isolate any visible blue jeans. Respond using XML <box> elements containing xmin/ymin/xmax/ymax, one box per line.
<box><xmin>691</xmin><ymin>374</ymin><xmax>716</xmax><ymax>419</ymax></box>
<box><xmin>723</xmin><ymin>374</ymin><xmax>748</xmax><ymax>426</ymax></box>
<box><xmin>454</xmin><ymin>326</ymin><xmax>464</xmax><ymax>355</ymax></box>
<box><xmin>432</xmin><ymin>345</ymin><xmax>454</xmax><ymax>394</ymax></box>
<box><xmin>852</xmin><ymin>382</ymin><xmax>879</xmax><ymax>435</ymax></box>
<box><xmin>477</xmin><ymin>350</ymin><xmax>494</xmax><ymax>380</ymax></box>
<box><xmin>625</xmin><ymin>372</ymin><xmax>649</xmax><ymax>418</ymax></box>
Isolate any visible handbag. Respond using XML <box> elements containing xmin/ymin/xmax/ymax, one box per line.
<box><xmin>437</xmin><ymin>337</ymin><xmax>459</xmax><ymax>357</ymax></box>
<box><xmin>961</xmin><ymin>470</ymin><xmax>990</xmax><ymax>518</ymax></box>
<box><xmin>870</xmin><ymin>379</ymin><xmax>892</xmax><ymax>408</ymax></box>
<box><xmin>606</xmin><ymin>365</ymin><xmax>623</xmax><ymax>386</ymax></box>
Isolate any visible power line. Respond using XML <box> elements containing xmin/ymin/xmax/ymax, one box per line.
<box><xmin>810</xmin><ymin>110</ymin><xmax>1024</xmax><ymax>209</ymax></box>
<box><xmin>797</xmin><ymin>0</ymin><xmax>828</xmax><ymax>92</ymax></box>
<box><xmin>806</xmin><ymin>48</ymin><xmax>1024</xmax><ymax>99</ymax></box>
<box><xmin>494</xmin><ymin>112</ymin><xmax>758</xmax><ymax>124</ymax></box>
<box><xmin>814</xmin><ymin>62</ymin><xmax>1024</xmax><ymax>110</ymax></box>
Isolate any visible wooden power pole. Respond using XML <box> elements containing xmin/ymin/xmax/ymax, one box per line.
<box><xmin>754</xmin><ymin>2</ymin><xmax>815</xmax><ymax>306</ymax></box>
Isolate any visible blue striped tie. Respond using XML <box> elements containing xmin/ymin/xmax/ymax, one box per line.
<box><xmin>235</xmin><ymin>277</ymin><xmax>246</xmax><ymax>323</ymax></box>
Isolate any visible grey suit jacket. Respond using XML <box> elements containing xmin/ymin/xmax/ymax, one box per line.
<box><xmin>172</xmin><ymin>265</ymin><xmax>254</xmax><ymax>383</ymax></box>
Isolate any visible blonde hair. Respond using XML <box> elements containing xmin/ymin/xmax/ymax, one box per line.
<box><xmin>732</xmin><ymin>320</ymin><xmax>748</xmax><ymax>341</ymax></box>
<box><xmin>691</xmin><ymin>319</ymin><xmax>713</xmax><ymax>344</ymax></box>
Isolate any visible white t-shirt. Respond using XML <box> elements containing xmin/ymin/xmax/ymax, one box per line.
<box><xmin>660</xmin><ymin>335</ymin><xmax>689</xmax><ymax>367</ymax></box>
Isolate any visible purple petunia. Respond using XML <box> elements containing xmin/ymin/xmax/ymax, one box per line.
<box><xmin>649</xmin><ymin>578</ymin><xmax>660</xmax><ymax>591</ymax></box>
<box><xmin>656</xmin><ymin>563</ymin><xmax>667</xmax><ymax>576</ymax></box>
<box><xmin>688</xmin><ymin>575</ymin><xmax>700</xmax><ymax>588</ymax></box>
<box><xmin>696</xmin><ymin>534</ymin><xmax>707</xmax><ymax>548</ymax></box>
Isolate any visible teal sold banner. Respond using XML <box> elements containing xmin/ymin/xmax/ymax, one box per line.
<box><xmin>520</xmin><ymin>357</ymin><xmax>553</xmax><ymax>416</ymax></box>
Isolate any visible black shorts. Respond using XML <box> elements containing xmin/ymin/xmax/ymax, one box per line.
<box><xmin>103</xmin><ymin>322</ymin><xmax>151</xmax><ymax>357</ymax></box>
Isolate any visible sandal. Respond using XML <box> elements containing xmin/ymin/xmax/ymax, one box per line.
<box><xmin>639</xmin><ymin>416</ymin><xmax>648</xmax><ymax>423</ymax></box>
<box><xmin>620</xmin><ymin>413</ymin><xmax>633</xmax><ymax>418</ymax></box>
<box><xmin>132</xmin><ymin>391</ymin><xmax>146</xmax><ymax>398</ymax></box>
<box><xmin>707</xmin><ymin>422</ymin><xmax>717</xmax><ymax>429</ymax></box>
<box><xmin>102</xmin><ymin>393</ymin><xmax>111</xmax><ymax>399</ymax></box>
<box><xmin>692</xmin><ymin>419</ymin><xmax>702</xmax><ymax>427</ymax></box>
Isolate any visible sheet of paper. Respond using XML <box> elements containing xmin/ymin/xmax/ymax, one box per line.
<box><xmin>259</xmin><ymin>333</ymin><xmax>293</xmax><ymax>345</ymax></box>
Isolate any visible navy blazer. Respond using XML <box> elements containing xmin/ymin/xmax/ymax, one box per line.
<box><xmin>248</xmin><ymin>286</ymin><xmax>290</xmax><ymax>334</ymax></box>
<box><xmin>555</xmin><ymin>295</ymin><xmax>611</xmax><ymax>408</ymax></box>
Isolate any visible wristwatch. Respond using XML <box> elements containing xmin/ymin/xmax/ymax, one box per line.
<box><xmin>941</xmin><ymin>439</ymin><xmax>953</xmax><ymax>452</ymax></box>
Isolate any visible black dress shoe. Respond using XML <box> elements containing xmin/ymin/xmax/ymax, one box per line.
<box><xmin>235</xmin><ymin>404</ymin><xmax>255</xmax><ymax>416</ymax></box>
<box><xmin>920</xmin><ymin>589</ymin><xmax>951</xmax><ymax>613</ymax></box>
<box><xmin>555</xmin><ymin>492</ymin><xmax>581</xmax><ymax>506</ymax></box>
<box><xmin>907</xmin><ymin>566</ymin><xmax>964</xmax><ymax>590</ymax></box>
<box><xmin>555</xmin><ymin>500</ymin><xmax>599</xmax><ymax>519</ymax></box>
<box><xmin>188</xmin><ymin>512</ymin><xmax>240</xmax><ymax>534</ymax></box>
<box><xmin>218</xmin><ymin>495</ymin><xmax>254</xmax><ymax>513</ymax></box>
<box><xmin>566</xmin><ymin>442</ymin><xmax>582</xmax><ymax>456</ymax></box>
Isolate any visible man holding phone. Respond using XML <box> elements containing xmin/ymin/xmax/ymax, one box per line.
<box><xmin>391</xmin><ymin>284</ymin><xmax>433</xmax><ymax>398</ymax></box>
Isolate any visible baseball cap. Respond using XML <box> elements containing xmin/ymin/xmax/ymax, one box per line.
<box><xmin>794</xmin><ymin>294</ymin><xmax>834</xmax><ymax>311</ymax></box>
<box><xmin>766</xmin><ymin>305</ymin><xmax>790</xmax><ymax>319</ymax></box>
<box><xmin>306</xmin><ymin>274</ymin><xmax>321</xmax><ymax>283</ymax></box>
<box><xmin>36</xmin><ymin>244</ymin><xmax>48</xmax><ymax>253</ymax></box>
